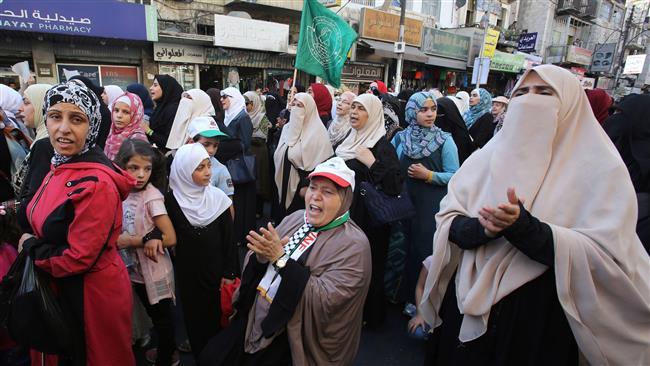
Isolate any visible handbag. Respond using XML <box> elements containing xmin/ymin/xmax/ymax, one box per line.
<box><xmin>359</xmin><ymin>181</ymin><xmax>415</xmax><ymax>227</ymax></box>
<box><xmin>226</xmin><ymin>143</ymin><xmax>256</xmax><ymax>184</ymax></box>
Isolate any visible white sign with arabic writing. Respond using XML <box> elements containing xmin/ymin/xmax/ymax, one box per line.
<box><xmin>214</xmin><ymin>15</ymin><xmax>289</xmax><ymax>53</ymax></box>
<box><xmin>154</xmin><ymin>43</ymin><xmax>205</xmax><ymax>64</ymax></box>
<box><xmin>623</xmin><ymin>54</ymin><xmax>646</xmax><ymax>75</ymax></box>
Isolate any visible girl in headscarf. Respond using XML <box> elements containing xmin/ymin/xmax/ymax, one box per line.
<box><xmin>68</xmin><ymin>75</ymin><xmax>112</xmax><ymax>149</ymax></box>
<box><xmin>207</xmin><ymin>88</ymin><xmax>225</xmax><ymax>123</ymax></box>
<box><xmin>454</xmin><ymin>91</ymin><xmax>470</xmax><ymax>115</ymax></box>
<box><xmin>463</xmin><ymin>88</ymin><xmax>494</xmax><ymax>149</ymax></box>
<box><xmin>0</xmin><ymin>84</ymin><xmax>25</xmax><ymax>127</ymax></box>
<box><xmin>335</xmin><ymin>93</ymin><xmax>403</xmax><ymax>328</ymax></box>
<box><xmin>436</xmin><ymin>97</ymin><xmax>474</xmax><ymax>164</ymax></box>
<box><xmin>603</xmin><ymin>93</ymin><xmax>650</xmax><ymax>253</ymax></box>
<box><xmin>20</xmin><ymin>81</ymin><xmax>136</xmax><ymax>365</ymax></box>
<box><xmin>166</xmin><ymin>89</ymin><xmax>215</xmax><ymax>150</ymax></box>
<box><xmin>217</xmin><ymin>87</ymin><xmax>255</xmax><ymax>267</ymax></box>
<box><xmin>328</xmin><ymin>91</ymin><xmax>356</xmax><ymax>148</ymax></box>
<box><xmin>20</xmin><ymin>84</ymin><xmax>52</xmax><ymax>144</ymax></box>
<box><xmin>420</xmin><ymin>65</ymin><xmax>650</xmax><ymax>365</ymax></box>
<box><xmin>391</xmin><ymin>92</ymin><xmax>459</xmax><ymax>312</ymax></box>
<box><xmin>585</xmin><ymin>88</ymin><xmax>612</xmax><ymax>125</ymax></box>
<box><xmin>244</xmin><ymin>91</ymin><xmax>272</xmax><ymax>210</ymax></box>
<box><xmin>273</xmin><ymin>93</ymin><xmax>333</xmax><ymax>221</ymax></box>
<box><xmin>127</xmin><ymin>83</ymin><xmax>155</xmax><ymax>119</ymax></box>
<box><xmin>148</xmin><ymin>75</ymin><xmax>184</xmax><ymax>151</ymax></box>
<box><xmin>103</xmin><ymin>85</ymin><xmax>124</xmax><ymax>109</ymax></box>
<box><xmin>308</xmin><ymin>83</ymin><xmax>333</xmax><ymax>126</ymax></box>
<box><xmin>166</xmin><ymin>143</ymin><xmax>236</xmax><ymax>360</ymax></box>
<box><xmin>104</xmin><ymin>92</ymin><xmax>148</xmax><ymax>160</ymax></box>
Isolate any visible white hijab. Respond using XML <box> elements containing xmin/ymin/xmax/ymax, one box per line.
<box><xmin>335</xmin><ymin>94</ymin><xmax>386</xmax><ymax>161</ymax></box>
<box><xmin>166</xmin><ymin>89</ymin><xmax>215</xmax><ymax>150</ymax></box>
<box><xmin>420</xmin><ymin>65</ymin><xmax>650</xmax><ymax>365</ymax></box>
<box><xmin>273</xmin><ymin>93</ymin><xmax>333</xmax><ymax>208</ymax></box>
<box><xmin>104</xmin><ymin>85</ymin><xmax>124</xmax><ymax>109</ymax></box>
<box><xmin>327</xmin><ymin>91</ymin><xmax>356</xmax><ymax>146</ymax></box>
<box><xmin>244</xmin><ymin>91</ymin><xmax>266</xmax><ymax>139</ymax></box>
<box><xmin>0</xmin><ymin>84</ymin><xmax>22</xmax><ymax>119</ymax></box>
<box><xmin>454</xmin><ymin>91</ymin><xmax>470</xmax><ymax>115</ymax></box>
<box><xmin>169</xmin><ymin>143</ymin><xmax>231</xmax><ymax>227</ymax></box>
<box><xmin>222</xmin><ymin>87</ymin><xmax>246</xmax><ymax>127</ymax></box>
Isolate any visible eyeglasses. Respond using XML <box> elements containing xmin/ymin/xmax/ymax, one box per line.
<box><xmin>220</xmin><ymin>95</ymin><xmax>231</xmax><ymax>100</ymax></box>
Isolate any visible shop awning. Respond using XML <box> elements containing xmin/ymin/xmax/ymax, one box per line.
<box><xmin>362</xmin><ymin>39</ymin><xmax>428</xmax><ymax>64</ymax></box>
<box><xmin>426</xmin><ymin>56</ymin><xmax>467</xmax><ymax>70</ymax></box>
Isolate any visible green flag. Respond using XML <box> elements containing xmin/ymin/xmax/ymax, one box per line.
<box><xmin>295</xmin><ymin>0</ymin><xmax>358</xmax><ymax>88</ymax></box>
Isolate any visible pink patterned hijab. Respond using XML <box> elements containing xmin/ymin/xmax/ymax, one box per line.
<box><xmin>104</xmin><ymin>92</ymin><xmax>147</xmax><ymax>160</ymax></box>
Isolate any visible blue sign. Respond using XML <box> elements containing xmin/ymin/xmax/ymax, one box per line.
<box><xmin>0</xmin><ymin>0</ymin><xmax>157</xmax><ymax>41</ymax></box>
<box><xmin>517</xmin><ymin>32</ymin><xmax>538</xmax><ymax>53</ymax></box>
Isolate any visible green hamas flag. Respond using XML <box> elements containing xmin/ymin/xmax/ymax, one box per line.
<box><xmin>295</xmin><ymin>0</ymin><xmax>358</xmax><ymax>88</ymax></box>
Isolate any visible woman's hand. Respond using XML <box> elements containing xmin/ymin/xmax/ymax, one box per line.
<box><xmin>18</xmin><ymin>233</ymin><xmax>34</xmax><ymax>253</ymax></box>
<box><xmin>355</xmin><ymin>146</ymin><xmax>376</xmax><ymax>168</ymax></box>
<box><xmin>144</xmin><ymin>239</ymin><xmax>164</xmax><ymax>262</ymax></box>
<box><xmin>407</xmin><ymin>163</ymin><xmax>431</xmax><ymax>181</ymax></box>
<box><xmin>117</xmin><ymin>233</ymin><xmax>136</xmax><ymax>249</ymax></box>
<box><xmin>246</xmin><ymin>223</ymin><xmax>289</xmax><ymax>263</ymax></box>
<box><xmin>408</xmin><ymin>315</ymin><xmax>427</xmax><ymax>334</ymax></box>
<box><xmin>478</xmin><ymin>188</ymin><xmax>522</xmax><ymax>236</ymax></box>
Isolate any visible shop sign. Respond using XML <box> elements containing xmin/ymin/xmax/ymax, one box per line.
<box><xmin>360</xmin><ymin>8</ymin><xmax>422</xmax><ymax>46</ymax></box>
<box><xmin>421</xmin><ymin>27</ymin><xmax>470</xmax><ymax>61</ymax></box>
<box><xmin>517</xmin><ymin>32</ymin><xmax>537</xmax><ymax>53</ymax></box>
<box><xmin>154</xmin><ymin>43</ymin><xmax>205</xmax><ymax>64</ymax></box>
<box><xmin>482</xmin><ymin>28</ymin><xmax>500</xmax><ymax>59</ymax></box>
<box><xmin>318</xmin><ymin>0</ymin><xmax>342</xmax><ymax>6</ymax></box>
<box><xmin>580</xmin><ymin>77</ymin><xmax>595</xmax><ymax>89</ymax></box>
<box><xmin>566</xmin><ymin>46</ymin><xmax>593</xmax><ymax>66</ymax></box>
<box><xmin>57</xmin><ymin>64</ymin><xmax>139</xmax><ymax>89</ymax></box>
<box><xmin>341</xmin><ymin>62</ymin><xmax>383</xmax><ymax>81</ymax></box>
<box><xmin>205</xmin><ymin>48</ymin><xmax>294</xmax><ymax>70</ymax></box>
<box><xmin>0</xmin><ymin>0</ymin><xmax>157</xmax><ymax>41</ymax></box>
<box><xmin>490</xmin><ymin>51</ymin><xmax>525</xmax><ymax>73</ymax></box>
<box><xmin>590</xmin><ymin>43</ymin><xmax>616</xmax><ymax>72</ymax></box>
<box><xmin>622</xmin><ymin>54</ymin><xmax>646</xmax><ymax>74</ymax></box>
<box><xmin>214</xmin><ymin>15</ymin><xmax>289</xmax><ymax>53</ymax></box>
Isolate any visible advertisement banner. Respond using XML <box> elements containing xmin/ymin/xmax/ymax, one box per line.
<box><xmin>482</xmin><ymin>28</ymin><xmax>500</xmax><ymax>58</ymax></box>
<box><xmin>591</xmin><ymin>43</ymin><xmax>616</xmax><ymax>72</ymax></box>
<box><xmin>57</xmin><ymin>64</ymin><xmax>100</xmax><ymax>85</ymax></box>
<box><xmin>214</xmin><ymin>15</ymin><xmax>289</xmax><ymax>53</ymax></box>
<box><xmin>100</xmin><ymin>66</ymin><xmax>139</xmax><ymax>89</ymax></box>
<box><xmin>360</xmin><ymin>8</ymin><xmax>422</xmax><ymax>46</ymax></box>
<box><xmin>0</xmin><ymin>0</ymin><xmax>157</xmax><ymax>41</ymax></box>
<box><xmin>517</xmin><ymin>32</ymin><xmax>538</xmax><ymax>52</ymax></box>
<box><xmin>490</xmin><ymin>51</ymin><xmax>525</xmax><ymax>73</ymax></box>
<box><xmin>421</xmin><ymin>27</ymin><xmax>470</xmax><ymax>61</ymax></box>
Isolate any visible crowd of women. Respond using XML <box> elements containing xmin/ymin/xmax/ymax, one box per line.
<box><xmin>0</xmin><ymin>63</ymin><xmax>648</xmax><ymax>366</ymax></box>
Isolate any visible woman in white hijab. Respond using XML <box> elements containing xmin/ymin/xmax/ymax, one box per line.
<box><xmin>103</xmin><ymin>84</ymin><xmax>124</xmax><ymax>109</ymax></box>
<box><xmin>327</xmin><ymin>91</ymin><xmax>356</xmax><ymax>148</ymax></box>
<box><xmin>420</xmin><ymin>65</ymin><xmax>650</xmax><ymax>365</ymax></box>
<box><xmin>165</xmin><ymin>143</ymin><xmax>235</xmax><ymax>360</ymax></box>
<box><xmin>454</xmin><ymin>91</ymin><xmax>470</xmax><ymax>115</ymax></box>
<box><xmin>166</xmin><ymin>89</ymin><xmax>215</xmax><ymax>150</ymax></box>
<box><xmin>273</xmin><ymin>92</ymin><xmax>333</xmax><ymax>220</ymax></box>
<box><xmin>336</xmin><ymin>93</ymin><xmax>404</xmax><ymax>328</ymax></box>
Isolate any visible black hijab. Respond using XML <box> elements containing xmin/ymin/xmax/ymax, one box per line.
<box><xmin>126</xmin><ymin>83</ymin><xmax>155</xmax><ymax>118</ymax></box>
<box><xmin>603</xmin><ymin>94</ymin><xmax>650</xmax><ymax>192</ymax></box>
<box><xmin>264</xmin><ymin>92</ymin><xmax>283</xmax><ymax>127</ymax></box>
<box><xmin>149</xmin><ymin>75</ymin><xmax>183</xmax><ymax>148</ymax></box>
<box><xmin>397</xmin><ymin>89</ymin><xmax>414</xmax><ymax>129</ymax></box>
<box><xmin>435</xmin><ymin>97</ymin><xmax>474</xmax><ymax>164</ymax></box>
<box><xmin>68</xmin><ymin>75</ymin><xmax>111</xmax><ymax>149</ymax></box>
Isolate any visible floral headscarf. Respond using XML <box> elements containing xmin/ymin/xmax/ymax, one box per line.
<box><xmin>463</xmin><ymin>88</ymin><xmax>492</xmax><ymax>128</ymax></box>
<box><xmin>104</xmin><ymin>92</ymin><xmax>147</xmax><ymax>160</ymax></box>
<box><xmin>44</xmin><ymin>81</ymin><xmax>101</xmax><ymax>166</ymax></box>
<box><xmin>401</xmin><ymin>92</ymin><xmax>449</xmax><ymax>159</ymax></box>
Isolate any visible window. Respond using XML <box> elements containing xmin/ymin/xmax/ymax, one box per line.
<box><xmin>197</xmin><ymin>23</ymin><xmax>214</xmax><ymax>36</ymax></box>
<box><xmin>599</xmin><ymin>1</ymin><xmax>612</xmax><ymax>21</ymax></box>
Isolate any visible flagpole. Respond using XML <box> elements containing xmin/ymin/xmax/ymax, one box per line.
<box><xmin>287</xmin><ymin>68</ymin><xmax>298</xmax><ymax>109</ymax></box>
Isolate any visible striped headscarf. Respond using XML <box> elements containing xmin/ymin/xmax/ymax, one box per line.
<box><xmin>401</xmin><ymin>91</ymin><xmax>448</xmax><ymax>159</ymax></box>
<box><xmin>463</xmin><ymin>88</ymin><xmax>492</xmax><ymax>128</ymax></box>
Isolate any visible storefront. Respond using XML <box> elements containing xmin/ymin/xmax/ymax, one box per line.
<box><xmin>487</xmin><ymin>51</ymin><xmax>526</xmax><ymax>96</ymax></box>
<box><xmin>154</xmin><ymin>42</ymin><xmax>205</xmax><ymax>90</ymax></box>
<box><xmin>420</xmin><ymin>27</ymin><xmax>470</xmax><ymax>94</ymax></box>
<box><xmin>0</xmin><ymin>0</ymin><xmax>156</xmax><ymax>85</ymax></box>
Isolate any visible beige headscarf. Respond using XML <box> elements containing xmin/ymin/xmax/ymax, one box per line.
<box><xmin>23</xmin><ymin>84</ymin><xmax>52</xmax><ymax>144</ymax></box>
<box><xmin>273</xmin><ymin>93</ymin><xmax>333</xmax><ymax>209</ymax></box>
<box><xmin>166</xmin><ymin>89</ymin><xmax>215</xmax><ymax>150</ymax></box>
<box><xmin>335</xmin><ymin>94</ymin><xmax>386</xmax><ymax>161</ymax></box>
<box><xmin>420</xmin><ymin>65</ymin><xmax>650</xmax><ymax>365</ymax></box>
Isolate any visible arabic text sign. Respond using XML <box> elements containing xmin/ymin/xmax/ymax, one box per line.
<box><xmin>517</xmin><ymin>32</ymin><xmax>537</xmax><ymax>52</ymax></box>
<box><xmin>214</xmin><ymin>15</ymin><xmax>289</xmax><ymax>53</ymax></box>
<box><xmin>482</xmin><ymin>28</ymin><xmax>500</xmax><ymax>58</ymax></box>
<box><xmin>623</xmin><ymin>54</ymin><xmax>647</xmax><ymax>74</ymax></box>
<box><xmin>0</xmin><ymin>0</ymin><xmax>155</xmax><ymax>41</ymax></box>
<box><xmin>154</xmin><ymin>43</ymin><xmax>205</xmax><ymax>64</ymax></box>
<box><xmin>361</xmin><ymin>8</ymin><xmax>422</xmax><ymax>46</ymax></box>
<box><xmin>490</xmin><ymin>51</ymin><xmax>525</xmax><ymax>73</ymax></box>
<box><xmin>421</xmin><ymin>27</ymin><xmax>470</xmax><ymax>61</ymax></box>
<box><xmin>341</xmin><ymin>62</ymin><xmax>384</xmax><ymax>81</ymax></box>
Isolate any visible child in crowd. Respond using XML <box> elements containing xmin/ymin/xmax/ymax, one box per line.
<box><xmin>114</xmin><ymin>140</ymin><xmax>179</xmax><ymax>366</ymax></box>
<box><xmin>104</xmin><ymin>92</ymin><xmax>147</xmax><ymax>160</ymax></box>
<box><xmin>187</xmin><ymin>116</ymin><xmax>235</xmax><ymax>217</ymax></box>
<box><xmin>407</xmin><ymin>255</ymin><xmax>432</xmax><ymax>340</ymax></box>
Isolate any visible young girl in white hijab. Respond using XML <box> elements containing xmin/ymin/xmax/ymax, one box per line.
<box><xmin>165</xmin><ymin>143</ymin><xmax>236</xmax><ymax>360</ymax></box>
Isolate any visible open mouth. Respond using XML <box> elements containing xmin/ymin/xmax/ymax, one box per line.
<box><xmin>308</xmin><ymin>204</ymin><xmax>322</xmax><ymax>214</ymax></box>
<box><xmin>56</xmin><ymin>137</ymin><xmax>74</xmax><ymax>147</ymax></box>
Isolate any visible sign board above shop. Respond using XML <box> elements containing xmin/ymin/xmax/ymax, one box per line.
<box><xmin>341</xmin><ymin>62</ymin><xmax>384</xmax><ymax>82</ymax></box>
<box><xmin>517</xmin><ymin>32</ymin><xmax>537</xmax><ymax>53</ymax></box>
<box><xmin>360</xmin><ymin>8</ymin><xmax>422</xmax><ymax>47</ymax></box>
<box><xmin>623</xmin><ymin>54</ymin><xmax>647</xmax><ymax>74</ymax></box>
<box><xmin>421</xmin><ymin>27</ymin><xmax>470</xmax><ymax>61</ymax></box>
<box><xmin>56</xmin><ymin>64</ymin><xmax>139</xmax><ymax>89</ymax></box>
<box><xmin>490</xmin><ymin>51</ymin><xmax>525</xmax><ymax>73</ymax></box>
<box><xmin>0</xmin><ymin>0</ymin><xmax>157</xmax><ymax>41</ymax></box>
<box><xmin>566</xmin><ymin>46</ymin><xmax>593</xmax><ymax>66</ymax></box>
<box><xmin>482</xmin><ymin>28</ymin><xmax>500</xmax><ymax>58</ymax></box>
<box><xmin>154</xmin><ymin>43</ymin><xmax>205</xmax><ymax>64</ymax></box>
<box><xmin>214</xmin><ymin>15</ymin><xmax>289</xmax><ymax>53</ymax></box>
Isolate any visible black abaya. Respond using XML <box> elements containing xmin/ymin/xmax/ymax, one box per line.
<box><xmin>436</xmin><ymin>97</ymin><xmax>474</xmax><ymax>164</ymax></box>
<box><xmin>149</xmin><ymin>75</ymin><xmax>183</xmax><ymax>150</ymax></box>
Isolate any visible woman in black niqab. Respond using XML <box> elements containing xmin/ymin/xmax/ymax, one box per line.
<box><xmin>435</xmin><ymin>97</ymin><xmax>474</xmax><ymax>164</ymax></box>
